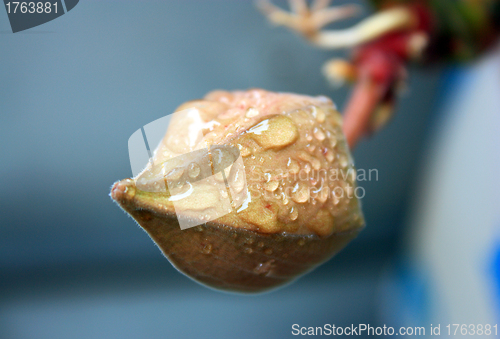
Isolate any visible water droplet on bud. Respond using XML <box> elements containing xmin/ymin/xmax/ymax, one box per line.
<box><xmin>188</xmin><ymin>162</ymin><xmax>200</xmax><ymax>178</ymax></box>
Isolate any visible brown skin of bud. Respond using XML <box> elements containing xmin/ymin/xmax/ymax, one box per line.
<box><xmin>111</xmin><ymin>89</ymin><xmax>364</xmax><ymax>293</ymax></box>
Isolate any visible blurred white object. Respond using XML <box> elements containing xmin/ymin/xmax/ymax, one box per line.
<box><xmin>381</xmin><ymin>45</ymin><xmax>500</xmax><ymax>332</ymax></box>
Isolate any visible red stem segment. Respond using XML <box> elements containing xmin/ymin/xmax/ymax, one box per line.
<box><xmin>342</xmin><ymin>79</ymin><xmax>382</xmax><ymax>149</ymax></box>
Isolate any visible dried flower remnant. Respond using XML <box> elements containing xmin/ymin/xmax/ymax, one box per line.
<box><xmin>258</xmin><ymin>0</ymin><xmax>500</xmax><ymax>147</ymax></box>
<box><xmin>111</xmin><ymin>89</ymin><xmax>364</xmax><ymax>293</ymax></box>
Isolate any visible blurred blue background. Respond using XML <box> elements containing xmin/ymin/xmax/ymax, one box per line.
<box><xmin>0</xmin><ymin>1</ymin><xmax>497</xmax><ymax>338</ymax></box>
